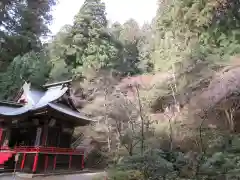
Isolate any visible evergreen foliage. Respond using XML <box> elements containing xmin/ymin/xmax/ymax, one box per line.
<box><xmin>0</xmin><ymin>51</ymin><xmax>50</xmax><ymax>100</ymax></box>
<box><xmin>61</xmin><ymin>0</ymin><xmax>122</xmax><ymax>76</ymax></box>
<box><xmin>118</xmin><ymin>19</ymin><xmax>141</xmax><ymax>75</ymax></box>
<box><xmin>48</xmin><ymin>25</ymin><xmax>73</xmax><ymax>82</ymax></box>
<box><xmin>149</xmin><ymin>0</ymin><xmax>240</xmax><ymax>107</ymax></box>
<box><xmin>0</xmin><ymin>0</ymin><xmax>56</xmax><ymax>69</ymax></box>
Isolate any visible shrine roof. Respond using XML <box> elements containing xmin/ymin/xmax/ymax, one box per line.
<box><xmin>48</xmin><ymin>103</ymin><xmax>93</xmax><ymax>126</ymax></box>
<box><xmin>0</xmin><ymin>81</ymin><xmax>94</xmax><ymax>126</ymax></box>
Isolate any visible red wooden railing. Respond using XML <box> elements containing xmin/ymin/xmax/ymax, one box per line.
<box><xmin>0</xmin><ymin>146</ymin><xmax>85</xmax><ymax>155</ymax></box>
<box><xmin>0</xmin><ymin>146</ymin><xmax>13</xmax><ymax>151</ymax></box>
<box><xmin>0</xmin><ymin>146</ymin><xmax>86</xmax><ymax>173</ymax></box>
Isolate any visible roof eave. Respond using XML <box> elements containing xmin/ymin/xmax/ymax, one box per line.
<box><xmin>43</xmin><ymin>79</ymin><xmax>72</xmax><ymax>88</ymax></box>
<box><xmin>0</xmin><ymin>101</ymin><xmax>24</xmax><ymax>107</ymax></box>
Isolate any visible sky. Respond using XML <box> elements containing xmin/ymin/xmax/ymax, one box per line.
<box><xmin>50</xmin><ymin>0</ymin><xmax>158</xmax><ymax>35</ymax></box>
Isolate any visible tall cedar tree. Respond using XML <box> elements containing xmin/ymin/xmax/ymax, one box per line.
<box><xmin>119</xmin><ymin>19</ymin><xmax>141</xmax><ymax>75</ymax></box>
<box><xmin>138</xmin><ymin>23</ymin><xmax>154</xmax><ymax>73</ymax></box>
<box><xmin>64</xmin><ymin>0</ymin><xmax>122</xmax><ymax>76</ymax></box>
<box><xmin>0</xmin><ymin>0</ymin><xmax>56</xmax><ymax>70</ymax></box>
<box><xmin>48</xmin><ymin>25</ymin><xmax>73</xmax><ymax>82</ymax></box>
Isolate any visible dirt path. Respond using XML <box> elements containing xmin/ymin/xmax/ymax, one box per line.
<box><xmin>0</xmin><ymin>172</ymin><xmax>106</xmax><ymax>180</ymax></box>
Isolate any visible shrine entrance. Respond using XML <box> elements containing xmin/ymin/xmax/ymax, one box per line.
<box><xmin>9</xmin><ymin>127</ymin><xmax>37</xmax><ymax>148</ymax></box>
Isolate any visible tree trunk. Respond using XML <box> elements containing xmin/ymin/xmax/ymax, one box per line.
<box><xmin>135</xmin><ymin>85</ymin><xmax>144</xmax><ymax>155</ymax></box>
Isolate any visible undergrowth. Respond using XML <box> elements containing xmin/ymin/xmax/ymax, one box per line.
<box><xmin>106</xmin><ymin>133</ymin><xmax>240</xmax><ymax>180</ymax></box>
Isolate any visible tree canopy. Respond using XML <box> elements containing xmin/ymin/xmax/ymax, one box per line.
<box><xmin>0</xmin><ymin>51</ymin><xmax>51</xmax><ymax>100</ymax></box>
<box><xmin>61</xmin><ymin>0</ymin><xmax>122</xmax><ymax>76</ymax></box>
<box><xmin>0</xmin><ymin>0</ymin><xmax>56</xmax><ymax>70</ymax></box>
<box><xmin>0</xmin><ymin>0</ymin><xmax>56</xmax><ymax>99</ymax></box>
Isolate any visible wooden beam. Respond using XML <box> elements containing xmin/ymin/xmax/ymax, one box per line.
<box><xmin>43</xmin><ymin>80</ymin><xmax>72</xmax><ymax>88</ymax></box>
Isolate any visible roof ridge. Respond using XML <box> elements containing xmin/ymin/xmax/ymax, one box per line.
<box><xmin>0</xmin><ymin>101</ymin><xmax>24</xmax><ymax>107</ymax></box>
<box><xmin>43</xmin><ymin>79</ymin><xmax>72</xmax><ymax>88</ymax></box>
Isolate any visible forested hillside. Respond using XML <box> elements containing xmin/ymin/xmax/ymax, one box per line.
<box><xmin>2</xmin><ymin>0</ymin><xmax>240</xmax><ymax>179</ymax></box>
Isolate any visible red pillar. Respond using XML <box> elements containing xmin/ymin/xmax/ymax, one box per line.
<box><xmin>44</xmin><ymin>155</ymin><xmax>48</xmax><ymax>172</ymax></box>
<box><xmin>53</xmin><ymin>155</ymin><xmax>57</xmax><ymax>170</ymax></box>
<box><xmin>20</xmin><ymin>153</ymin><xmax>26</xmax><ymax>171</ymax></box>
<box><xmin>81</xmin><ymin>155</ymin><xmax>84</xmax><ymax>169</ymax></box>
<box><xmin>69</xmin><ymin>155</ymin><xmax>72</xmax><ymax>169</ymax></box>
<box><xmin>32</xmin><ymin>153</ymin><xmax>39</xmax><ymax>173</ymax></box>
<box><xmin>0</xmin><ymin>128</ymin><xmax>3</xmax><ymax>145</ymax></box>
<box><xmin>42</xmin><ymin>121</ymin><xmax>48</xmax><ymax>146</ymax></box>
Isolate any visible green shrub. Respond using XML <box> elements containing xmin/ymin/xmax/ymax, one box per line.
<box><xmin>111</xmin><ymin>135</ymin><xmax>240</xmax><ymax>180</ymax></box>
<box><xmin>85</xmin><ymin>149</ymin><xmax>108</xmax><ymax>169</ymax></box>
<box><xmin>108</xmin><ymin>170</ymin><xmax>144</xmax><ymax>180</ymax></box>
<box><xmin>117</xmin><ymin>149</ymin><xmax>177</xmax><ymax>179</ymax></box>
<box><xmin>199</xmin><ymin>151</ymin><xmax>240</xmax><ymax>178</ymax></box>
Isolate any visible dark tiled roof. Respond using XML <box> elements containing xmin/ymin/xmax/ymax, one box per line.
<box><xmin>0</xmin><ymin>83</ymin><xmax>94</xmax><ymax>126</ymax></box>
